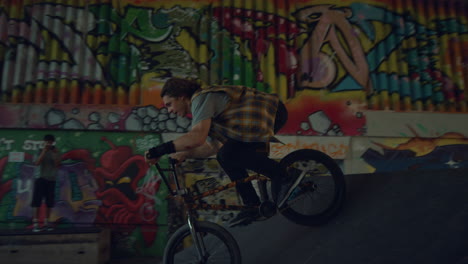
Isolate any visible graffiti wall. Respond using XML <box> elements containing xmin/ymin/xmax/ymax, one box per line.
<box><xmin>1</xmin><ymin>0</ymin><xmax>467</xmax><ymax>122</ymax></box>
<box><xmin>349</xmin><ymin>134</ymin><xmax>468</xmax><ymax>174</ymax></box>
<box><xmin>365</xmin><ymin>111</ymin><xmax>468</xmax><ymax>138</ymax></box>
<box><xmin>1</xmin><ymin>1</ymin><xmax>468</xmax><ymax>254</ymax></box>
<box><xmin>345</xmin><ymin>110</ymin><xmax>468</xmax><ymax>174</ymax></box>
<box><xmin>0</xmin><ymin>129</ymin><xmax>168</xmax><ymax>256</ymax></box>
<box><xmin>0</xmin><ymin>104</ymin><xmax>191</xmax><ymax>133</ymax></box>
<box><xmin>177</xmin><ymin>158</ymin><xmax>242</xmax><ymax>225</ymax></box>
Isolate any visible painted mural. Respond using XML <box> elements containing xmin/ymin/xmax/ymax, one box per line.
<box><xmin>1</xmin><ymin>0</ymin><xmax>468</xmax><ymax>257</ymax></box>
<box><xmin>0</xmin><ymin>104</ymin><xmax>192</xmax><ymax>133</ymax></box>
<box><xmin>341</xmin><ymin>110</ymin><xmax>468</xmax><ymax>174</ymax></box>
<box><xmin>350</xmin><ymin>132</ymin><xmax>468</xmax><ymax>173</ymax></box>
<box><xmin>0</xmin><ymin>0</ymin><xmax>467</xmax><ymax>136</ymax></box>
<box><xmin>0</xmin><ymin>130</ymin><xmax>168</xmax><ymax>256</ymax></box>
<box><xmin>177</xmin><ymin>158</ymin><xmax>242</xmax><ymax>225</ymax></box>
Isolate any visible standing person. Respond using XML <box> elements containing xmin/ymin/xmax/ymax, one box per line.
<box><xmin>145</xmin><ymin>77</ymin><xmax>288</xmax><ymax>227</ymax></box>
<box><xmin>31</xmin><ymin>134</ymin><xmax>60</xmax><ymax>232</ymax></box>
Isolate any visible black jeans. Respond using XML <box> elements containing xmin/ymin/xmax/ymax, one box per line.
<box><xmin>216</xmin><ymin>101</ymin><xmax>288</xmax><ymax>206</ymax></box>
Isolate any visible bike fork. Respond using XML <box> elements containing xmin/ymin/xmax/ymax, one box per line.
<box><xmin>188</xmin><ymin>214</ymin><xmax>208</xmax><ymax>263</ymax></box>
<box><xmin>278</xmin><ymin>170</ymin><xmax>306</xmax><ymax>208</ymax></box>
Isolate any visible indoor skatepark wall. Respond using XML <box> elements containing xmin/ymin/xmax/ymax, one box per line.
<box><xmin>1</xmin><ymin>0</ymin><xmax>468</xmax><ymax>259</ymax></box>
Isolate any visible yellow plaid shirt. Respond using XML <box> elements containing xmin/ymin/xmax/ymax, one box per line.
<box><xmin>192</xmin><ymin>85</ymin><xmax>279</xmax><ymax>143</ymax></box>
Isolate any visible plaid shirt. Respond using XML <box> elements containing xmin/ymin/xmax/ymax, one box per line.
<box><xmin>192</xmin><ymin>85</ymin><xmax>279</xmax><ymax>143</ymax></box>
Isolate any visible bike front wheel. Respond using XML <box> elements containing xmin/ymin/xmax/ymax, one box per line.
<box><xmin>277</xmin><ymin>149</ymin><xmax>346</xmax><ymax>226</ymax></box>
<box><xmin>163</xmin><ymin>221</ymin><xmax>242</xmax><ymax>264</ymax></box>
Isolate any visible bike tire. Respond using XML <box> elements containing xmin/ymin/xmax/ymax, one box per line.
<box><xmin>277</xmin><ymin>149</ymin><xmax>346</xmax><ymax>226</ymax></box>
<box><xmin>163</xmin><ymin>221</ymin><xmax>242</xmax><ymax>264</ymax></box>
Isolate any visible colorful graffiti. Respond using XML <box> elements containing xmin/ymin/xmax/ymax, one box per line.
<box><xmin>1</xmin><ymin>0</ymin><xmax>468</xmax><ymax>255</ymax></box>
<box><xmin>181</xmin><ymin>159</ymin><xmax>241</xmax><ymax>225</ymax></box>
<box><xmin>0</xmin><ymin>130</ymin><xmax>168</xmax><ymax>256</ymax></box>
<box><xmin>271</xmin><ymin>135</ymin><xmax>350</xmax><ymax>159</ymax></box>
<box><xmin>361</xmin><ymin>132</ymin><xmax>468</xmax><ymax>172</ymax></box>
<box><xmin>0</xmin><ymin>0</ymin><xmax>467</xmax><ymax>114</ymax></box>
<box><xmin>0</xmin><ymin>104</ymin><xmax>192</xmax><ymax>133</ymax></box>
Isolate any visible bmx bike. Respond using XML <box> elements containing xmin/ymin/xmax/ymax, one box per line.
<box><xmin>154</xmin><ymin>148</ymin><xmax>346</xmax><ymax>264</ymax></box>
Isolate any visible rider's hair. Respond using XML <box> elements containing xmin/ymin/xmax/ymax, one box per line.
<box><xmin>161</xmin><ymin>77</ymin><xmax>201</xmax><ymax>98</ymax></box>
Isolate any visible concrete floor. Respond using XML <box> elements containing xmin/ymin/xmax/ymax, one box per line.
<box><xmin>150</xmin><ymin>168</ymin><xmax>468</xmax><ymax>264</ymax></box>
<box><xmin>228</xmin><ymin>168</ymin><xmax>468</xmax><ymax>264</ymax></box>
<box><xmin>6</xmin><ymin>168</ymin><xmax>468</xmax><ymax>264</ymax></box>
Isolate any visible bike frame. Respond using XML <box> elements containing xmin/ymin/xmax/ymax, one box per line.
<box><xmin>159</xmin><ymin>149</ymin><xmax>346</xmax><ymax>263</ymax></box>
<box><xmin>154</xmin><ymin>160</ymin><xmax>270</xmax><ymax>213</ymax></box>
<box><xmin>155</xmin><ymin>160</ymin><xmax>271</xmax><ymax>261</ymax></box>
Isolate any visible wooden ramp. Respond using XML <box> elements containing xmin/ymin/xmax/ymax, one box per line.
<box><xmin>0</xmin><ymin>227</ymin><xmax>110</xmax><ymax>264</ymax></box>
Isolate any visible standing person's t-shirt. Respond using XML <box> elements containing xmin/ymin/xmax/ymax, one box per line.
<box><xmin>38</xmin><ymin>149</ymin><xmax>60</xmax><ymax>181</ymax></box>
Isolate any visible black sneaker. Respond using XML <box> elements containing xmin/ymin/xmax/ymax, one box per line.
<box><xmin>45</xmin><ymin>224</ymin><xmax>54</xmax><ymax>231</ymax></box>
<box><xmin>228</xmin><ymin>208</ymin><xmax>260</xmax><ymax>227</ymax></box>
<box><xmin>277</xmin><ymin>167</ymin><xmax>303</xmax><ymax>208</ymax></box>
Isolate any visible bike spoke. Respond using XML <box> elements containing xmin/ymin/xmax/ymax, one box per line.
<box><xmin>283</xmin><ymin>159</ymin><xmax>337</xmax><ymax>216</ymax></box>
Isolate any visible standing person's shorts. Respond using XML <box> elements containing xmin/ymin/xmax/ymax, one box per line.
<box><xmin>31</xmin><ymin>178</ymin><xmax>56</xmax><ymax>208</ymax></box>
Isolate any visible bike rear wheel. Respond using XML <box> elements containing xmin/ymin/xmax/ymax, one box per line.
<box><xmin>163</xmin><ymin>221</ymin><xmax>241</xmax><ymax>264</ymax></box>
<box><xmin>276</xmin><ymin>149</ymin><xmax>346</xmax><ymax>226</ymax></box>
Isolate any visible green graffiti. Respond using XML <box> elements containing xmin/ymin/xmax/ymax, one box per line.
<box><xmin>90</xmin><ymin>5</ymin><xmax>173</xmax><ymax>86</ymax></box>
<box><xmin>122</xmin><ymin>8</ymin><xmax>173</xmax><ymax>42</ymax></box>
<box><xmin>90</xmin><ymin>5</ymin><xmax>173</xmax><ymax>42</ymax></box>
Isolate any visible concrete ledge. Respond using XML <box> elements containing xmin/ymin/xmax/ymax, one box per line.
<box><xmin>0</xmin><ymin>228</ymin><xmax>110</xmax><ymax>264</ymax></box>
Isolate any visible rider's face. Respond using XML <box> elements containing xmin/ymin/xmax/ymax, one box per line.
<box><xmin>163</xmin><ymin>95</ymin><xmax>190</xmax><ymax>117</ymax></box>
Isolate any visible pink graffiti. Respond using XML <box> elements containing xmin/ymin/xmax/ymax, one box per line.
<box><xmin>213</xmin><ymin>7</ymin><xmax>300</xmax><ymax>97</ymax></box>
<box><xmin>214</xmin><ymin>5</ymin><xmax>373</xmax><ymax>97</ymax></box>
<box><xmin>294</xmin><ymin>5</ymin><xmax>372</xmax><ymax>94</ymax></box>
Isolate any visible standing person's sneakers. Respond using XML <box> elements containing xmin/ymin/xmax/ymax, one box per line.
<box><xmin>32</xmin><ymin>220</ymin><xmax>42</xmax><ymax>232</ymax></box>
<box><xmin>45</xmin><ymin>224</ymin><xmax>54</xmax><ymax>231</ymax></box>
<box><xmin>43</xmin><ymin>219</ymin><xmax>54</xmax><ymax>231</ymax></box>
<box><xmin>228</xmin><ymin>208</ymin><xmax>260</xmax><ymax>227</ymax></box>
